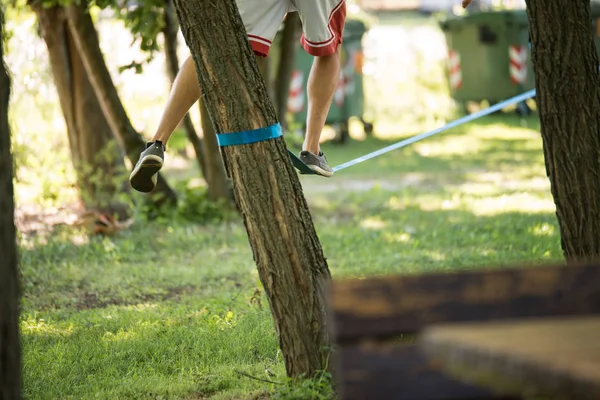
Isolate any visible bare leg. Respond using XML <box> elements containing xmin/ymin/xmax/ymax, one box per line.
<box><xmin>131</xmin><ymin>53</ymin><xmax>268</xmax><ymax>193</ymax></box>
<box><xmin>152</xmin><ymin>54</ymin><xmax>267</xmax><ymax>144</ymax></box>
<box><xmin>303</xmin><ymin>47</ymin><xmax>341</xmax><ymax>155</ymax></box>
<box><xmin>152</xmin><ymin>55</ymin><xmax>201</xmax><ymax>143</ymax></box>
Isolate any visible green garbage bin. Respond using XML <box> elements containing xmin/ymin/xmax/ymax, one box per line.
<box><xmin>272</xmin><ymin>18</ymin><xmax>372</xmax><ymax>141</ymax></box>
<box><xmin>440</xmin><ymin>10</ymin><xmax>535</xmax><ymax>113</ymax></box>
<box><xmin>325</xmin><ymin>19</ymin><xmax>370</xmax><ymax>133</ymax></box>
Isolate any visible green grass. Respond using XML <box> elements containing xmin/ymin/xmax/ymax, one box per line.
<box><xmin>19</xmin><ymin>112</ymin><xmax>563</xmax><ymax>399</ymax></box>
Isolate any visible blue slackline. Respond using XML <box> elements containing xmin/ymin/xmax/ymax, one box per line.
<box><xmin>212</xmin><ymin>89</ymin><xmax>537</xmax><ymax>175</ymax></box>
<box><xmin>332</xmin><ymin>89</ymin><xmax>537</xmax><ymax>173</ymax></box>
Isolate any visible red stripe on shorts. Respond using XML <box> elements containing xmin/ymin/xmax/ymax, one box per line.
<box><xmin>301</xmin><ymin>0</ymin><xmax>347</xmax><ymax>57</ymax></box>
<box><xmin>248</xmin><ymin>34</ymin><xmax>272</xmax><ymax>57</ymax></box>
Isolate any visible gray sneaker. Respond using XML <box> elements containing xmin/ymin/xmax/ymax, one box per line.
<box><xmin>299</xmin><ymin>150</ymin><xmax>334</xmax><ymax>177</ymax></box>
<box><xmin>129</xmin><ymin>141</ymin><xmax>165</xmax><ymax>193</ymax></box>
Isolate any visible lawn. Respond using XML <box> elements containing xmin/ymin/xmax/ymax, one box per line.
<box><xmin>19</xmin><ymin>112</ymin><xmax>563</xmax><ymax>400</ymax></box>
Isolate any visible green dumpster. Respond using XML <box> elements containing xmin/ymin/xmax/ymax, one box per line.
<box><xmin>272</xmin><ymin>18</ymin><xmax>372</xmax><ymax>141</ymax></box>
<box><xmin>326</xmin><ymin>19</ymin><xmax>370</xmax><ymax>135</ymax></box>
<box><xmin>440</xmin><ymin>10</ymin><xmax>535</xmax><ymax>114</ymax></box>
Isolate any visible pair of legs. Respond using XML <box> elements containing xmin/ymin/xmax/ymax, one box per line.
<box><xmin>151</xmin><ymin>49</ymin><xmax>340</xmax><ymax>155</ymax></box>
<box><xmin>129</xmin><ymin>0</ymin><xmax>347</xmax><ymax>192</ymax></box>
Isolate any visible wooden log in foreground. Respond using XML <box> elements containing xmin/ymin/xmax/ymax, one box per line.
<box><xmin>421</xmin><ymin>316</ymin><xmax>600</xmax><ymax>400</ymax></box>
<box><xmin>328</xmin><ymin>263</ymin><xmax>600</xmax><ymax>343</ymax></box>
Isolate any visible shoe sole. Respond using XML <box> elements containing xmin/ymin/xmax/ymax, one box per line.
<box><xmin>129</xmin><ymin>154</ymin><xmax>163</xmax><ymax>193</ymax></box>
<box><xmin>307</xmin><ymin>164</ymin><xmax>334</xmax><ymax>178</ymax></box>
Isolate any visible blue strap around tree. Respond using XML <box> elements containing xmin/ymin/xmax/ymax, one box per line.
<box><xmin>215</xmin><ymin>122</ymin><xmax>317</xmax><ymax>175</ymax></box>
<box><xmin>216</xmin><ymin>123</ymin><xmax>283</xmax><ymax>147</ymax></box>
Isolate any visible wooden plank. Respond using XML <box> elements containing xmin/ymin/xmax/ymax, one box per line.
<box><xmin>328</xmin><ymin>263</ymin><xmax>600</xmax><ymax>343</ymax></box>
<box><xmin>420</xmin><ymin>316</ymin><xmax>600</xmax><ymax>400</ymax></box>
<box><xmin>335</xmin><ymin>343</ymin><xmax>520</xmax><ymax>400</ymax></box>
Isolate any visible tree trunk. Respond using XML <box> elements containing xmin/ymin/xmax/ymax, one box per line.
<box><xmin>0</xmin><ymin>8</ymin><xmax>22</xmax><ymax>399</ymax></box>
<box><xmin>163</xmin><ymin>0</ymin><xmax>206</xmax><ymax>169</ymax></box>
<box><xmin>34</xmin><ymin>6</ymin><xmax>130</xmax><ymax>219</ymax></box>
<box><xmin>63</xmin><ymin>0</ymin><xmax>177</xmax><ymax>207</ymax></box>
<box><xmin>163</xmin><ymin>0</ymin><xmax>231</xmax><ymax>201</ymax></box>
<box><xmin>198</xmin><ymin>100</ymin><xmax>233</xmax><ymax>201</ymax></box>
<box><xmin>173</xmin><ymin>0</ymin><xmax>332</xmax><ymax>378</ymax></box>
<box><xmin>526</xmin><ymin>0</ymin><xmax>600</xmax><ymax>263</ymax></box>
<box><xmin>275</xmin><ymin>12</ymin><xmax>301</xmax><ymax>131</ymax></box>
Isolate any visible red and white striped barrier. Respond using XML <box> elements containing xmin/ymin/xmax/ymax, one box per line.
<box><xmin>509</xmin><ymin>45</ymin><xmax>528</xmax><ymax>84</ymax></box>
<box><xmin>447</xmin><ymin>50</ymin><xmax>463</xmax><ymax>90</ymax></box>
<box><xmin>287</xmin><ymin>70</ymin><xmax>305</xmax><ymax>113</ymax></box>
<box><xmin>334</xmin><ymin>71</ymin><xmax>347</xmax><ymax>107</ymax></box>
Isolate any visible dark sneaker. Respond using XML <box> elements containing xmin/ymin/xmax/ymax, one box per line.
<box><xmin>129</xmin><ymin>141</ymin><xmax>165</xmax><ymax>193</ymax></box>
<box><xmin>299</xmin><ymin>150</ymin><xmax>334</xmax><ymax>177</ymax></box>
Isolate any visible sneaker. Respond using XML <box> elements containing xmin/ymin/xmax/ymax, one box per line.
<box><xmin>299</xmin><ymin>150</ymin><xmax>334</xmax><ymax>177</ymax></box>
<box><xmin>129</xmin><ymin>141</ymin><xmax>165</xmax><ymax>193</ymax></box>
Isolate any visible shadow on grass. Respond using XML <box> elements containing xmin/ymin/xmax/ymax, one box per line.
<box><xmin>18</xmin><ymin>221</ymin><xmax>256</xmax><ymax>312</ymax></box>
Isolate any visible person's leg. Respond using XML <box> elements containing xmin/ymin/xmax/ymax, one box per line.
<box><xmin>129</xmin><ymin>0</ymin><xmax>288</xmax><ymax>193</ymax></box>
<box><xmin>129</xmin><ymin>55</ymin><xmax>201</xmax><ymax>193</ymax></box>
<box><xmin>295</xmin><ymin>0</ymin><xmax>347</xmax><ymax>177</ymax></box>
<box><xmin>153</xmin><ymin>56</ymin><xmax>201</xmax><ymax>144</ymax></box>
<box><xmin>304</xmin><ymin>47</ymin><xmax>341</xmax><ymax>155</ymax></box>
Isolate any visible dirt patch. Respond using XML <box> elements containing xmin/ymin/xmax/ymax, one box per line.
<box><xmin>16</xmin><ymin>202</ymin><xmax>134</xmax><ymax>240</ymax></box>
<box><xmin>15</xmin><ymin>203</ymin><xmax>84</xmax><ymax>235</ymax></box>
<box><xmin>185</xmin><ymin>391</ymin><xmax>270</xmax><ymax>400</ymax></box>
<box><xmin>300</xmin><ymin>174</ymin><xmax>446</xmax><ymax>195</ymax></box>
<box><xmin>301</xmin><ymin>178</ymin><xmax>402</xmax><ymax>194</ymax></box>
<box><xmin>246</xmin><ymin>392</ymin><xmax>271</xmax><ymax>400</ymax></box>
<box><xmin>75</xmin><ymin>285</ymin><xmax>198</xmax><ymax>311</ymax></box>
<box><xmin>184</xmin><ymin>392</ymin><xmax>212</xmax><ymax>400</ymax></box>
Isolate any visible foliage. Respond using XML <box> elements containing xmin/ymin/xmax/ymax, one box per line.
<box><xmin>92</xmin><ymin>0</ymin><xmax>167</xmax><ymax>72</ymax></box>
<box><xmin>133</xmin><ymin>177</ymin><xmax>235</xmax><ymax>226</ymax></box>
<box><xmin>273</xmin><ymin>371</ymin><xmax>335</xmax><ymax>400</ymax></box>
<box><xmin>74</xmin><ymin>139</ymin><xmax>134</xmax><ymax>213</ymax></box>
<box><xmin>166</xmin><ymin>181</ymin><xmax>235</xmax><ymax>224</ymax></box>
<box><xmin>9</xmin><ymin>0</ymin><xmax>168</xmax><ymax>72</ymax></box>
<box><xmin>5</xmin><ymin>16</ymin><xmax>75</xmax><ymax>203</ymax></box>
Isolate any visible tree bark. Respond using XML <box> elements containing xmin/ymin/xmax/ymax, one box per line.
<box><xmin>0</xmin><ymin>8</ymin><xmax>22</xmax><ymax>399</ymax></box>
<box><xmin>33</xmin><ymin>6</ymin><xmax>130</xmax><ymax>219</ymax></box>
<box><xmin>173</xmin><ymin>0</ymin><xmax>332</xmax><ymax>378</ymax></box>
<box><xmin>63</xmin><ymin>0</ymin><xmax>177</xmax><ymax>206</ymax></box>
<box><xmin>163</xmin><ymin>0</ymin><xmax>206</xmax><ymax>169</ymax></box>
<box><xmin>164</xmin><ymin>0</ymin><xmax>232</xmax><ymax>201</ymax></box>
<box><xmin>275</xmin><ymin>13</ymin><xmax>301</xmax><ymax>131</ymax></box>
<box><xmin>526</xmin><ymin>0</ymin><xmax>600</xmax><ymax>263</ymax></box>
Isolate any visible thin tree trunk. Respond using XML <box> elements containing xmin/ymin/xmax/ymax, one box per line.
<box><xmin>34</xmin><ymin>6</ymin><xmax>130</xmax><ymax>219</ymax></box>
<box><xmin>63</xmin><ymin>1</ymin><xmax>177</xmax><ymax>206</ymax></box>
<box><xmin>0</xmin><ymin>8</ymin><xmax>22</xmax><ymax>399</ymax></box>
<box><xmin>163</xmin><ymin>0</ymin><xmax>206</xmax><ymax>170</ymax></box>
<box><xmin>275</xmin><ymin>13</ymin><xmax>301</xmax><ymax>131</ymax></box>
<box><xmin>173</xmin><ymin>0</ymin><xmax>332</xmax><ymax>378</ymax></box>
<box><xmin>198</xmin><ymin>100</ymin><xmax>233</xmax><ymax>201</ymax></box>
<box><xmin>526</xmin><ymin>0</ymin><xmax>600</xmax><ymax>263</ymax></box>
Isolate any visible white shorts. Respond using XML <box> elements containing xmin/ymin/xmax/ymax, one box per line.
<box><xmin>235</xmin><ymin>0</ymin><xmax>347</xmax><ymax>57</ymax></box>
